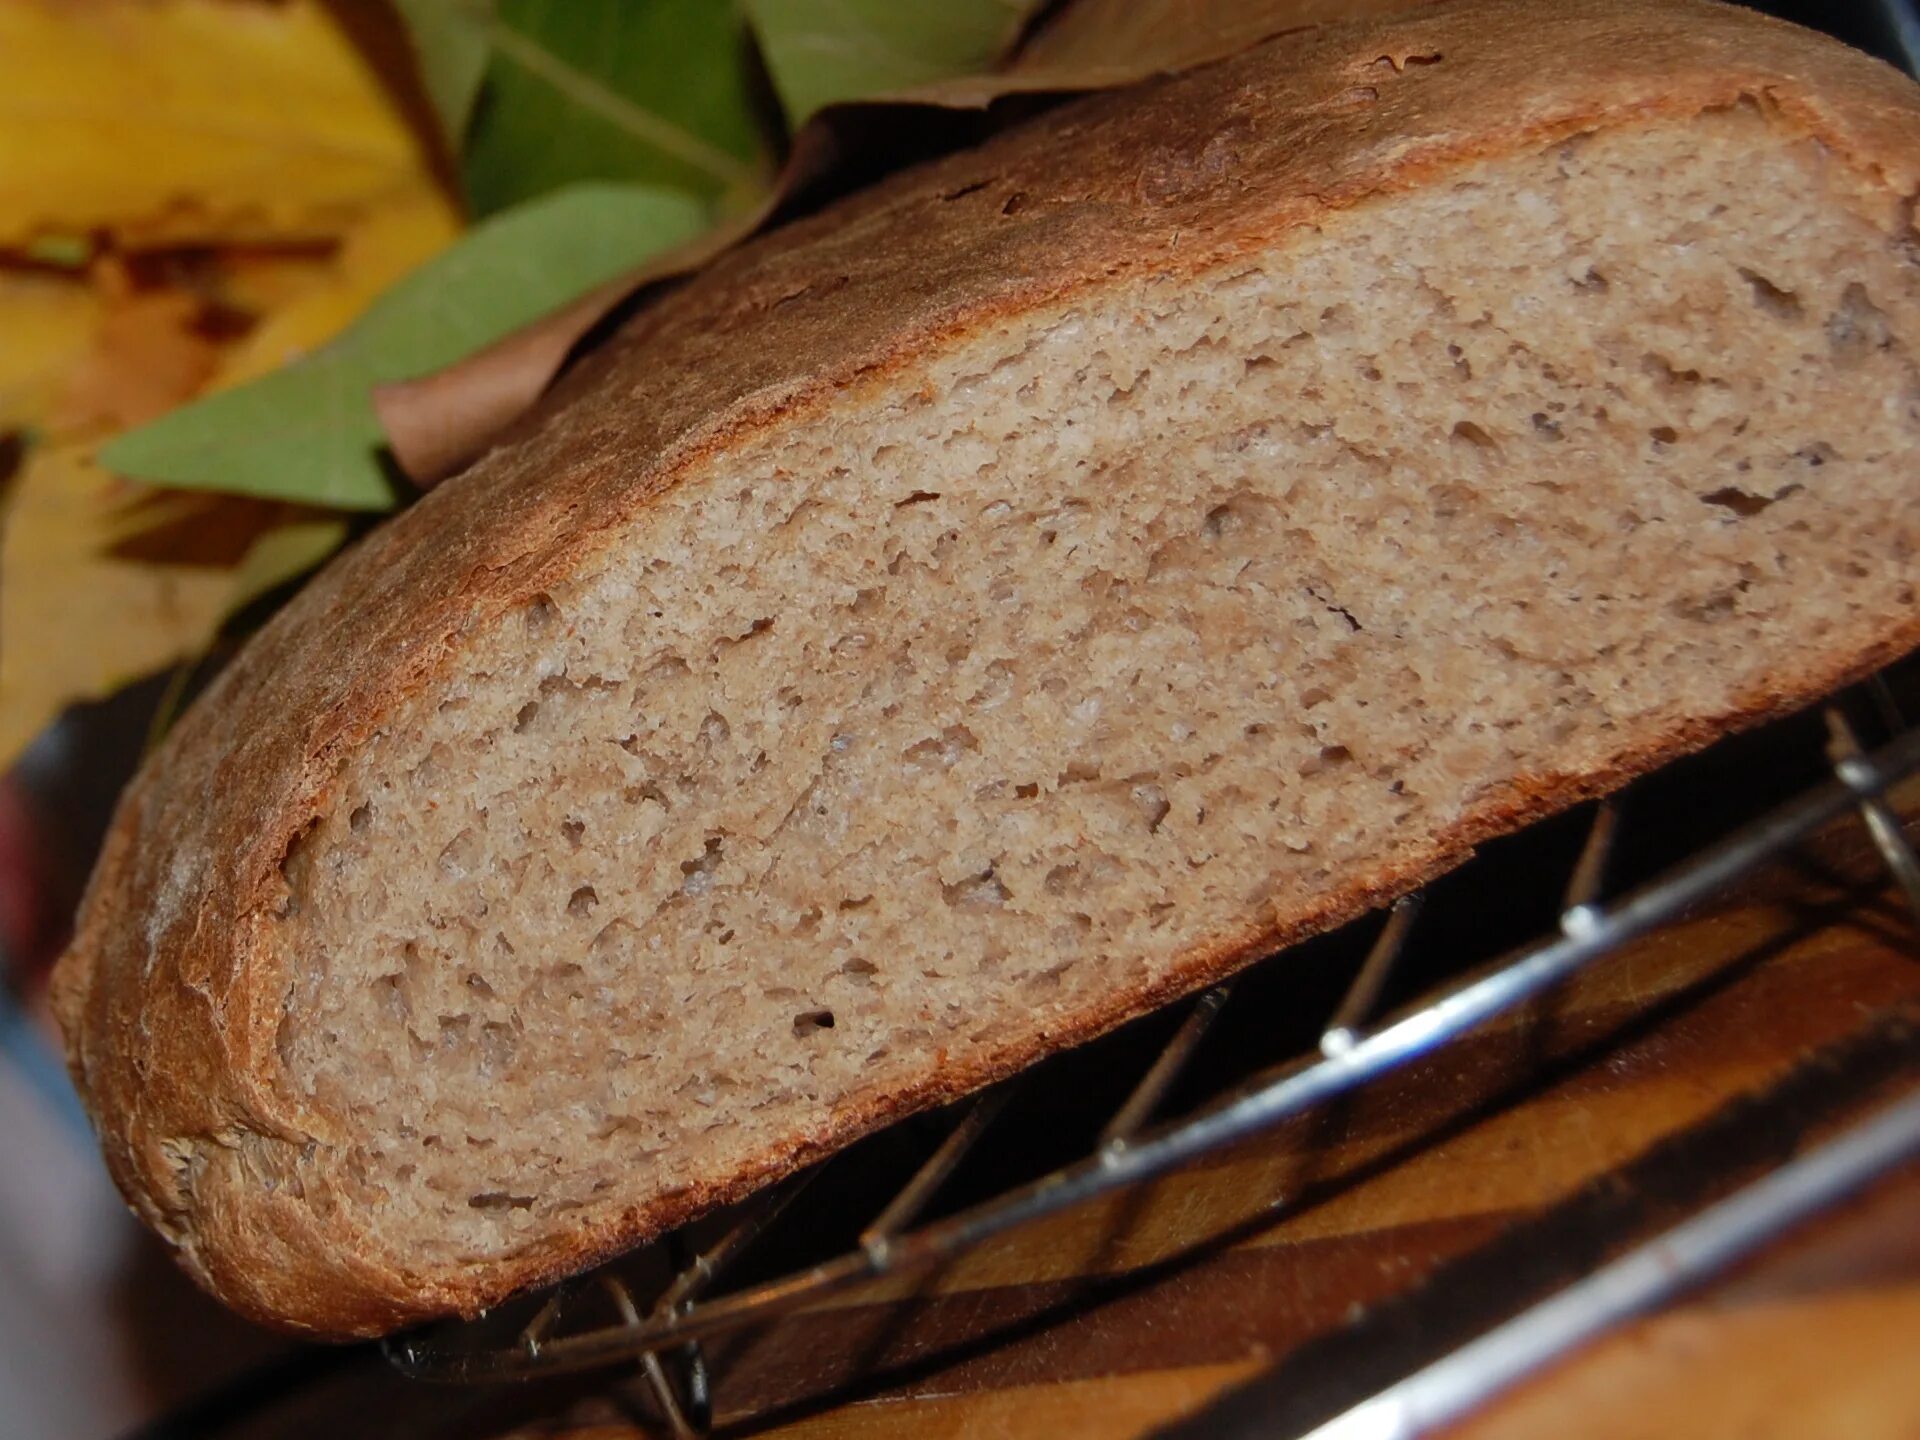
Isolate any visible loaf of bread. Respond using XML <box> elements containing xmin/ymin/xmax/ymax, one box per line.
<box><xmin>52</xmin><ymin>0</ymin><xmax>1920</xmax><ymax>1336</ymax></box>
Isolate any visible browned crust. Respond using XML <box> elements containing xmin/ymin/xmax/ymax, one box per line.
<box><xmin>49</xmin><ymin>0</ymin><xmax>1920</xmax><ymax>1337</ymax></box>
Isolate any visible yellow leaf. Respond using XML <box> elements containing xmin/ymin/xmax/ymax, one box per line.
<box><xmin>0</xmin><ymin>0</ymin><xmax>435</xmax><ymax>247</ymax></box>
<box><xmin>0</xmin><ymin>0</ymin><xmax>459</xmax><ymax>765</ymax></box>
<box><xmin>0</xmin><ymin>180</ymin><xmax>456</xmax><ymax>768</ymax></box>
<box><xmin>0</xmin><ymin>269</ymin><xmax>96</xmax><ymax>433</ymax></box>
<box><xmin>214</xmin><ymin>184</ymin><xmax>463</xmax><ymax>388</ymax></box>
<box><xmin>0</xmin><ymin>445</ymin><xmax>242</xmax><ymax>766</ymax></box>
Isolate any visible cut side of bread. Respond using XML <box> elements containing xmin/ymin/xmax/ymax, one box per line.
<box><xmin>53</xmin><ymin>0</ymin><xmax>1920</xmax><ymax>1337</ymax></box>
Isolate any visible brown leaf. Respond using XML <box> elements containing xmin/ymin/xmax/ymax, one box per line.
<box><xmin>376</xmin><ymin>0</ymin><xmax>1437</xmax><ymax>487</ymax></box>
<box><xmin>376</xmin><ymin>200</ymin><xmax>776</xmax><ymax>485</ymax></box>
<box><xmin>58</xmin><ymin>259</ymin><xmax>223</xmax><ymax>433</ymax></box>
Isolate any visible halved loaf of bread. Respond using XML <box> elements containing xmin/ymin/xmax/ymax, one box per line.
<box><xmin>52</xmin><ymin>0</ymin><xmax>1920</xmax><ymax>1337</ymax></box>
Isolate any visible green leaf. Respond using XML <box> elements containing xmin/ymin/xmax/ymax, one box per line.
<box><xmin>743</xmin><ymin>0</ymin><xmax>1041</xmax><ymax>125</ymax></box>
<box><xmin>101</xmin><ymin>183</ymin><xmax>710</xmax><ymax>510</ymax></box>
<box><xmin>463</xmin><ymin>0</ymin><xmax>768</xmax><ymax>218</ymax></box>
<box><xmin>392</xmin><ymin>0</ymin><xmax>493</xmax><ymax>150</ymax></box>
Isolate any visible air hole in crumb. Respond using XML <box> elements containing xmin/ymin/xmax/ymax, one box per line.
<box><xmin>370</xmin><ymin>974</ymin><xmax>407</xmax><ymax>1022</ymax></box>
<box><xmin>681</xmin><ymin>837</ymin><xmax>724</xmax><ymax>897</ymax></box>
<box><xmin>713</xmin><ymin>617</ymin><xmax>774</xmax><ymax>658</ymax></box>
<box><xmin>1572</xmin><ymin>267</ymin><xmax>1608</xmax><ymax>293</ymax></box>
<box><xmin>1530</xmin><ymin>412</ymin><xmax>1562</xmax><ymax>440</ymax></box>
<box><xmin>348</xmin><ymin>802</ymin><xmax>373</xmax><ymax>834</ymax></box>
<box><xmin>469</xmin><ymin>1192</ymin><xmax>535</xmax><ymax>1211</ymax></box>
<box><xmin>567</xmin><ymin>886</ymin><xmax>598</xmax><ymax>919</ymax></box>
<box><xmin>1649</xmin><ymin>425</ymin><xmax>1680</xmax><ymax>445</ymax></box>
<box><xmin>943</xmin><ymin>867</ymin><xmax>1010</xmax><ymax>911</ymax></box>
<box><xmin>1203</xmin><ymin>502</ymin><xmax>1247</xmax><ymax>539</ymax></box>
<box><xmin>793</xmin><ymin>1009</ymin><xmax>836</xmax><ymax>1037</ymax></box>
<box><xmin>1738</xmin><ymin>268</ymin><xmax>1802</xmax><ymax>320</ymax></box>
<box><xmin>1373</xmin><ymin>49</ymin><xmax>1442</xmax><ymax>72</ymax></box>
<box><xmin>1700</xmin><ymin>485</ymin><xmax>1791</xmax><ymax>516</ymax></box>
<box><xmin>838</xmin><ymin>895</ymin><xmax>873</xmax><ymax>911</ymax></box>
<box><xmin>645</xmin><ymin>653</ymin><xmax>691</xmax><ymax>684</ymax></box>
<box><xmin>560</xmin><ymin>818</ymin><xmax>585</xmax><ymax>847</ymax></box>
<box><xmin>1015</xmin><ymin>782</ymin><xmax>1040</xmax><ymax>799</ymax></box>
<box><xmin>276</xmin><ymin>819</ymin><xmax>321</xmax><ymax>914</ymax></box>
<box><xmin>524</xmin><ymin>594</ymin><xmax>557</xmax><ymax>633</ymax></box>
<box><xmin>1642</xmin><ymin>354</ymin><xmax>1703</xmax><ymax>388</ymax></box>
<box><xmin>1298</xmin><ymin>743</ymin><xmax>1354</xmax><ymax>778</ymax></box>
<box><xmin>514</xmin><ymin>700</ymin><xmax>541</xmax><ymax>733</ymax></box>
<box><xmin>1451</xmin><ymin>420</ymin><xmax>1497</xmax><ymax>450</ymax></box>
<box><xmin>590</xmin><ymin>922</ymin><xmax>635</xmax><ymax>959</ymax></box>
<box><xmin>465</xmin><ymin>972</ymin><xmax>495</xmax><ymax>998</ymax></box>
<box><xmin>841</xmin><ymin>957</ymin><xmax>878</xmax><ymax>977</ymax></box>
<box><xmin>623</xmin><ymin>780</ymin><xmax>671</xmax><ymax>811</ymax></box>
<box><xmin>894</xmin><ymin>490</ymin><xmax>941</xmax><ymax>508</ymax></box>
<box><xmin>1001</xmin><ymin>191</ymin><xmax>1028</xmax><ymax>216</ymax></box>
<box><xmin>1828</xmin><ymin>282</ymin><xmax>1894</xmax><ymax>360</ymax></box>
<box><xmin>902</xmin><ymin>725</ymin><xmax>978</xmax><ymax>771</ymax></box>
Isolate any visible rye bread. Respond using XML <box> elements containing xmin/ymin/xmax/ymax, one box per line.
<box><xmin>52</xmin><ymin>0</ymin><xmax>1920</xmax><ymax>1336</ymax></box>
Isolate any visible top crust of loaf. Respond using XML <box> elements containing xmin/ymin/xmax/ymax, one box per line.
<box><xmin>51</xmin><ymin>0</ymin><xmax>1920</xmax><ymax>1336</ymax></box>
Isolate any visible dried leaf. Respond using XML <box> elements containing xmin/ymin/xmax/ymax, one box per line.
<box><xmin>0</xmin><ymin>0</ymin><xmax>437</xmax><ymax>247</ymax></box>
<box><xmin>103</xmin><ymin>183</ymin><xmax>706</xmax><ymax>509</ymax></box>
<box><xmin>377</xmin><ymin>204</ymin><xmax>766</xmax><ymax>483</ymax></box>
<box><xmin>373</xmin><ymin>267</ymin><xmax>638</xmax><ymax>486</ymax></box>
<box><xmin>57</xmin><ymin>261</ymin><xmax>222</xmax><ymax>435</ymax></box>
<box><xmin>744</xmin><ymin>0</ymin><xmax>1043</xmax><ymax>126</ymax></box>
<box><xmin>0</xmin><ymin>446</ymin><xmax>245</xmax><ymax>767</ymax></box>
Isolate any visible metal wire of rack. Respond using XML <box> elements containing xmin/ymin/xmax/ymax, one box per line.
<box><xmin>382</xmin><ymin>677</ymin><xmax>1920</xmax><ymax>1437</ymax></box>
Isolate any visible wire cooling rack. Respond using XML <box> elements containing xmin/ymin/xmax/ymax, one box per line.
<box><xmin>382</xmin><ymin>673</ymin><xmax>1920</xmax><ymax>1437</ymax></box>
